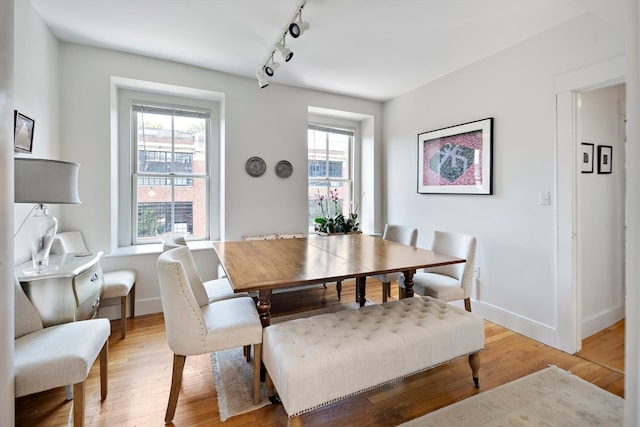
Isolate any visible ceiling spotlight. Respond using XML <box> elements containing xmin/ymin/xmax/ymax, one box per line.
<box><xmin>264</xmin><ymin>53</ymin><xmax>279</xmax><ymax>77</ymax></box>
<box><xmin>256</xmin><ymin>71</ymin><xmax>269</xmax><ymax>89</ymax></box>
<box><xmin>289</xmin><ymin>9</ymin><xmax>309</xmax><ymax>38</ymax></box>
<box><xmin>276</xmin><ymin>38</ymin><xmax>293</xmax><ymax>62</ymax></box>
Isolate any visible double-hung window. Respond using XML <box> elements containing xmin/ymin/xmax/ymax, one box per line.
<box><xmin>131</xmin><ymin>103</ymin><xmax>209</xmax><ymax>243</ymax></box>
<box><xmin>307</xmin><ymin>125</ymin><xmax>354</xmax><ymax>231</ymax></box>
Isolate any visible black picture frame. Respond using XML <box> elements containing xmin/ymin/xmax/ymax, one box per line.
<box><xmin>14</xmin><ymin>110</ymin><xmax>34</xmax><ymax>153</ymax></box>
<box><xmin>580</xmin><ymin>143</ymin><xmax>594</xmax><ymax>174</ymax></box>
<box><xmin>597</xmin><ymin>145</ymin><xmax>613</xmax><ymax>174</ymax></box>
<box><xmin>417</xmin><ymin>117</ymin><xmax>493</xmax><ymax>195</ymax></box>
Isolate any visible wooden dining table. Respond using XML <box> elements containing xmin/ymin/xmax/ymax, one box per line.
<box><xmin>212</xmin><ymin>233</ymin><xmax>465</xmax><ymax>327</ymax></box>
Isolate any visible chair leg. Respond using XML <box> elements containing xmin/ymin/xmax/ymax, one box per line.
<box><xmin>336</xmin><ymin>280</ymin><xmax>342</xmax><ymax>300</ymax></box>
<box><xmin>165</xmin><ymin>354</ymin><xmax>186</xmax><ymax>423</ymax></box>
<box><xmin>253</xmin><ymin>343</ymin><xmax>262</xmax><ymax>404</ymax></box>
<box><xmin>100</xmin><ymin>341</ymin><xmax>108</xmax><ymax>400</ymax></box>
<box><xmin>382</xmin><ymin>282</ymin><xmax>390</xmax><ymax>302</ymax></box>
<box><xmin>73</xmin><ymin>382</ymin><xmax>85</xmax><ymax>427</ymax></box>
<box><xmin>244</xmin><ymin>345</ymin><xmax>251</xmax><ymax>362</ymax></box>
<box><xmin>130</xmin><ymin>283</ymin><xmax>136</xmax><ymax>318</ymax></box>
<box><xmin>464</xmin><ymin>297</ymin><xmax>472</xmax><ymax>312</ymax></box>
<box><xmin>120</xmin><ymin>296</ymin><xmax>127</xmax><ymax>339</ymax></box>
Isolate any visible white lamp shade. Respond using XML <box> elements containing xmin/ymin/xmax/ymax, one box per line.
<box><xmin>15</xmin><ymin>158</ymin><xmax>81</xmax><ymax>204</ymax></box>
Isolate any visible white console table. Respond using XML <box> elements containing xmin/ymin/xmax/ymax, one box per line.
<box><xmin>16</xmin><ymin>252</ymin><xmax>105</xmax><ymax>327</ymax></box>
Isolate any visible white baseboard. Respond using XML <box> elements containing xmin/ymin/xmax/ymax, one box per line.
<box><xmin>472</xmin><ymin>299</ymin><xmax>562</xmax><ymax>352</ymax></box>
<box><xmin>581</xmin><ymin>304</ymin><xmax>625</xmax><ymax>339</ymax></box>
<box><xmin>98</xmin><ymin>297</ymin><xmax>163</xmax><ymax>320</ymax></box>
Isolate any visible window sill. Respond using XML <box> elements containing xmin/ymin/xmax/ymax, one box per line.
<box><xmin>104</xmin><ymin>240</ymin><xmax>214</xmax><ymax>258</ymax></box>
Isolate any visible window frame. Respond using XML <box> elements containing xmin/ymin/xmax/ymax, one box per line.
<box><xmin>307</xmin><ymin>123</ymin><xmax>357</xmax><ymax>232</ymax></box>
<box><xmin>117</xmin><ymin>89</ymin><xmax>220</xmax><ymax>247</ymax></box>
<box><xmin>131</xmin><ymin>101</ymin><xmax>210</xmax><ymax>244</ymax></box>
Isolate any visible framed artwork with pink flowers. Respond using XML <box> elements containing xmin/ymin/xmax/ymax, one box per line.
<box><xmin>417</xmin><ymin>117</ymin><xmax>493</xmax><ymax>195</ymax></box>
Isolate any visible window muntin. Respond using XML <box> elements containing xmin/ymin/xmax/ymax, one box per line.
<box><xmin>132</xmin><ymin>103</ymin><xmax>209</xmax><ymax>244</ymax></box>
<box><xmin>308</xmin><ymin>126</ymin><xmax>354</xmax><ymax>231</ymax></box>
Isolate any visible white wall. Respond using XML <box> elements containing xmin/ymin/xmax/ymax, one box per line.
<box><xmin>13</xmin><ymin>0</ymin><xmax>60</xmax><ymax>265</ymax></box>
<box><xmin>1</xmin><ymin>1</ymin><xmax>14</xmax><ymax>423</ymax></box>
<box><xmin>578</xmin><ymin>84</ymin><xmax>626</xmax><ymax>338</ymax></box>
<box><xmin>54</xmin><ymin>41</ymin><xmax>382</xmax><ymax>316</ymax></box>
<box><xmin>624</xmin><ymin>0</ymin><xmax>640</xmax><ymax>424</ymax></box>
<box><xmin>383</xmin><ymin>12</ymin><xmax>624</xmax><ymax>349</ymax></box>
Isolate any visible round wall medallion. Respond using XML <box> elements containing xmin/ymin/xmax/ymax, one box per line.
<box><xmin>245</xmin><ymin>156</ymin><xmax>266</xmax><ymax>177</ymax></box>
<box><xmin>275</xmin><ymin>160</ymin><xmax>293</xmax><ymax>178</ymax></box>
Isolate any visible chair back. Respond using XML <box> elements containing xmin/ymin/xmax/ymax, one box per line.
<box><xmin>426</xmin><ymin>231</ymin><xmax>476</xmax><ymax>298</ymax></box>
<box><xmin>157</xmin><ymin>247</ymin><xmax>210</xmax><ymax>355</ymax></box>
<box><xmin>382</xmin><ymin>224</ymin><xmax>418</xmax><ymax>246</ymax></box>
<box><xmin>51</xmin><ymin>230</ymin><xmax>89</xmax><ymax>253</ymax></box>
<box><xmin>14</xmin><ymin>275</ymin><xmax>43</xmax><ymax>338</ymax></box>
<box><xmin>162</xmin><ymin>235</ymin><xmax>187</xmax><ymax>252</ymax></box>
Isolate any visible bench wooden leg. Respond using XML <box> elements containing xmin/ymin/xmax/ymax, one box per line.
<box><xmin>336</xmin><ymin>281</ymin><xmax>342</xmax><ymax>300</ymax></box>
<box><xmin>73</xmin><ymin>382</ymin><xmax>85</xmax><ymax>427</ymax></box>
<box><xmin>165</xmin><ymin>354</ymin><xmax>186</xmax><ymax>423</ymax></box>
<box><xmin>469</xmin><ymin>352</ymin><xmax>480</xmax><ymax>388</ymax></box>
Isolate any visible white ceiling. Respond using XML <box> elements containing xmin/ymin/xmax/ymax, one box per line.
<box><xmin>30</xmin><ymin>0</ymin><xmax>626</xmax><ymax>102</ymax></box>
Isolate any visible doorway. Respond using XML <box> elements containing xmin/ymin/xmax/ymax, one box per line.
<box><xmin>575</xmin><ymin>83</ymin><xmax>626</xmax><ymax>371</ymax></box>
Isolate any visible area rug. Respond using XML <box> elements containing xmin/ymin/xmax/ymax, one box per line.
<box><xmin>399</xmin><ymin>365</ymin><xmax>623</xmax><ymax>426</ymax></box>
<box><xmin>211</xmin><ymin>301</ymin><xmax>370</xmax><ymax>421</ymax></box>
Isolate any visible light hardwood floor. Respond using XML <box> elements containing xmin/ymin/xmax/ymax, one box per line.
<box><xmin>15</xmin><ymin>280</ymin><xmax>624</xmax><ymax>426</ymax></box>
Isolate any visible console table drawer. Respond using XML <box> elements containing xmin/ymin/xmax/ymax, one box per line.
<box><xmin>74</xmin><ymin>263</ymin><xmax>103</xmax><ymax>320</ymax></box>
<box><xmin>17</xmin><ymin>252</ymin><xmax>104</xmax><ymax>327</ymax></box>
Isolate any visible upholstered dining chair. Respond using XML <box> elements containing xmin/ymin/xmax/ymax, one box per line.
<box><xmin>373</xmin><ymin>224</ymin><xmax>418</xmax><ymax>302</ymax></box>
<box><xmin>52</xmin><ymin>231</ymin><xmax>136</xmax><ymax>339</ymax></box>
<box><xmin>161</xmin><ymin>235</ymin><xmax>250</xmax><ymax>303</ymax></box>
<box><xmin>399</xmin><ymin>230</ymin><xmax>476</xmax><ymax>311</ymax></box>
<box><xmin>157</xmin><ymin>246</ymin><xmax>263</xmax><ymax>423</ymax></box>
<box><xmin>14</xmin><ymin>275</ymin><xmax>110</xmax><ymax>427</ymax></box>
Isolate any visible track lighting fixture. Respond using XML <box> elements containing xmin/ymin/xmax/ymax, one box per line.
<box><xmin>256</xmin><ymin>0</ymin><xmax>308</xmax><ymax>89</ymax></box>
<box><xmin>289</xmin><ymin>7</ymin><xmax>309</xmax><ymax>38</ymax></box>
<box><xmin>256</xmin><ymin>71</ymin><xmax>269</xmax><ymax>89</ymax></box>
<box><xmin>276</xmin><ymin>38</ymin><xmax>293</xmax><ymax>62</ymax></box>
<box><xmin>264</xmin><ymin>52</ymin><xmax>280</xmax><ymax>77</ymax></box>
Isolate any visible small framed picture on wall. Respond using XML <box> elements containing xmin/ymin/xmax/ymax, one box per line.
<box><xmin>597</xmin><ymin>145</ymin><xmax>613</xmax><ymax>174</ymax></box>
<box><xmin>580</xmin><ymin>143</ymin><xmax>594</xmax><ymax>173</ymax></box>
<box><xmin>14</xmin><ymin>110</ymin><xmax>35</xmax><ymax>153</ymax></box>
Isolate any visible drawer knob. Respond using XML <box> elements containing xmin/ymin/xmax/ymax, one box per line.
<box><xmin>91</xmin><ymin>273</ymin><xmax>100</xmax><ymax>282</ymax></box>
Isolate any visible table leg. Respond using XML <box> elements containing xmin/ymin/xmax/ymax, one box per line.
<box><xmin>399</xmin><ymin>269</ymin><xmax>415</xmax><ymax>299</ymax></box>
<box><xmin>257</xmin><ymin>289</ymin><xmax>272</xmax><ymax>327</ymax></box>
<box><xmin>356</xmin><ymin>276</ymin><xmax>366</xmax><ymax>307</ymax></box>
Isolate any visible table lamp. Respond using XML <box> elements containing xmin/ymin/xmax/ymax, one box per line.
<box><xmin>15</xmin><ymin>158</ymin><xmax>81</xmax><ymax>274</ymax></box>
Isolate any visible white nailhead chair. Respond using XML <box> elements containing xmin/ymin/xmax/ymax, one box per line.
<box><xmin>14</xmin><ymin>276</ymin><xmax>110</xmax><ymax>426</ymax></box>
<box><xmin>157</xmin><ymin>247</ymin><xmax>263</xmax><ymax>423</ymax></box>
<box><xmin>161</xmin><ymin>235</ymin><xmax>250</xmax><ymax>303</ymax></box>
<box><xmin>372</xmin><ymin>224</ymin><xmax>418</xmax><ymax>302</ymax></box>
<box><xmin>400</xmin><ymin>230</ymin><xmax>477</xmax><ymax>312</ymax></box>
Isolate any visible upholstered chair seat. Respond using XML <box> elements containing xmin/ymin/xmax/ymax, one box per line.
<box><xmin>157</xmin><ymin>247</ymin><xmax>263</xmax><ymax>423</ymax></box>
<box><xmin>400</xmin><ymin>230</ymin><xmax>476</xmax><ymax>312</ymax></box>
<box><xmin>14</xmin><ymin>276</ymin><xmax>109</xmax><ymax>426</ymax></box>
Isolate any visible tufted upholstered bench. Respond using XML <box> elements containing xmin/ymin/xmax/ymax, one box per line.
<box><xmin>262</xmin><ymin>296</ymin><xmax>484</xmax><ymax>425</ymax></box>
